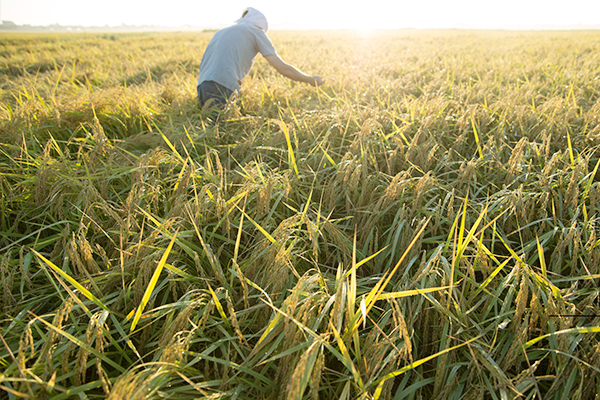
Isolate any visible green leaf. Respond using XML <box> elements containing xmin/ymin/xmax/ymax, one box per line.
<box><xmin>34</xmin><ymin>314</ymin><xmax>125</xmax><ymax>373</ymax></box>
<box><xmin>33</xmin><ymin>250</ymin><xmax>108</xmax><ymax>312</ymax></box>
<box><xmin>525</xmin><ymin>326</ymin><xmax>600</xmax><ymax>349</ymax></box>
<box><xmin>373</xmin><ymin>335</ymin><xmax>481</xmax><ymax>399</ymax></box>
<box><xmin>130</xmin><ymin>231</ymin><xmax>178</xmax><ymax>332</ymax></box>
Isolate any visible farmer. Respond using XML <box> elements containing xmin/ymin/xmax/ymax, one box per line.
<box><xmin>196</xmin><ymin>7</ymin><xmax>324</xmax><ymax>112</ymax></box>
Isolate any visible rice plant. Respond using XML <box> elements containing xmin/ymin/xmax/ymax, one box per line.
<box><xmin>1</xmin><ymin>29</ymin><xmax>600</xmax><ymax>399</ymax></box>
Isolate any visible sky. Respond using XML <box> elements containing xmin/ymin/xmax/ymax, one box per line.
<box><xmin>1</xmin><ymin>0</ymin><xmax>600</xmax><ymax>30</ymax></box>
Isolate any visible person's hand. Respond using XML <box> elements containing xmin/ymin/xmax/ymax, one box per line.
<box><xmin>311</xmin><ymin>75</ymin><xmax>325</xmax><ymax>86</ymax></box>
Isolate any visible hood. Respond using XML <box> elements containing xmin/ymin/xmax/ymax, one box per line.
<box><xmin>235</xmin><ymin>7</ymin><xmax>269</xmax><ymax>33</ymax></box>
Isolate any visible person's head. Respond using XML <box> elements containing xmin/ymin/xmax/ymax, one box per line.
<box><xmin>236</xmin><ymin>7</ymin><xmax>268</xmax><ymax>32</ymax></box>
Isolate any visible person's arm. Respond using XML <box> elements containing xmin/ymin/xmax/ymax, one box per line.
<box><xmin>264</xmin><ymin>54</ymin><xmax>325</xmax><ymax>86</ymax></box>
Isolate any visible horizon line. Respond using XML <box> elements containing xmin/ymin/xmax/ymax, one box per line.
<box><xmin>2</xmin><ymin>20</ymin><xmax>600</xmax><ymax>32</ymax></box>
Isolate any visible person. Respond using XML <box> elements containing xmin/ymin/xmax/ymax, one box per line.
<box><xmin>196</xmin><ymin>7</ymin><xmax>324</xmax><ymax>113</ymax></box>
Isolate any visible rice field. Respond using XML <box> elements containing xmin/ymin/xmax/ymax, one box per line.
<box><xmin>1</xmin><ymin>29</ymin><xmax>600</xmax><ymax>399</ymax></box>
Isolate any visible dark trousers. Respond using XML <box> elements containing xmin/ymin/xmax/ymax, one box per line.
<box><xmin>197</xmin><ymin>80</ymin><xmax>234</xmax><ymax>109</ymax></box>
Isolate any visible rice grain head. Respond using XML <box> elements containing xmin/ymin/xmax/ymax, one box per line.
<box><xmin>505</xmin><ymin>137</ymin><xmax>528</xmax><ymax>185</ymax></box>
<box><xmin>0</xmin><ymin>251</ymin><xmax>15</xmax><ymax>309</ymax></box>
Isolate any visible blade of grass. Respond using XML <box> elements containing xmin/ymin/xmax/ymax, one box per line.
<box><xmin>260</xmin><ymin>296</ymin><xmax>366</xmax><ymax>392</ymax></box>
<box><xmin>31</xmin><ymin>312</ymin><xmax>126</xmax><ymax>373</ymax></box>
<box><xmin>329</xmin><ymin>320</ymin><xmax>366</xmax><ymax>394</ymax></box>
<box><xmin>524</xmin><ymin>326</ymin><xmax>600</xmax><ymax>349</ymax></box>
<box><xmin>206</xmin><ymin>283</ymin><xmax>230</xmax><ymax>328</ymax></box>
<box><xmin>0</xmin><ymin>331</ymin><xmax>34</xmax><ymax>398</ymax></box>
<box><xmin>236</xmin><ymin>206</ymin><xmax>277</xmax><ymax>244</ymax></box>
<box><xmin>358</xmin><ymin>218</ymin><xmax>430</xmax><ymax>330</ymax></box>
<box><xmin>372</xmin><ymin>335</ymin><xmax>481</xmax><ymax>399</ymax></box>
<box><xmin>275</xmin><ymin>115</ymin><xmax>299</xmax><ymax>177</ymax></box>
<box><xmin>536</xmin><ymin>236</ymin><xmax>547</xmax><ymax>278</ymax></box>
<box><xmin>582</xmin><ymin>156</ymin><xmax>600</xmax><ymax>200</ymax></box>
<box><xmin>130</xmin><ymin>230</ymin><xmax>178</xmax><ymax>332</ymax></box>
<box><xmin>318</xmin><ymin>141</ymin><xmax>338</xmax><ymax>169</ymax></box>
<box><xmin>109</xmin><ymin>313</ymin><xmax>141</xmax><ymax>361</ymax></box>
<box><xmin>32</xmin><ymin>250</ymin><xmax>108</xmax><ymax>312</ymax></box>
<box><xmin>566</xmin><ymin>128</ymin><xmax>575</xmax><ymax>166</ymax></box>
<box><xmin>157</xmin><ymin>125</ymin><xmax>185</xmax><ymax>163</ymax></box>
<box><xmin>185</xmin><ymin>204</ymin><xmax>228</xmax><ymax>288</ymax></box>
<box><xmin>470</xmin><ymin>116</ymin><xmax>484</xmax><ymax>160</ymax></box>
<box><xmin>343</xmin><ymin>246</ymin><xmax>387</xmax><ymax>279</ymax></box>
<box><xmin>378</xmin><ymin>286</ymin><xmax>450</xmax><ymax>300</ymax></box>
<box><xmin>473</xmin><ymin>257</ymin><xmax>513</xmax><ymax>297</ymax></box>
<box><xmin>348</xmin><ymin>230</ymin><xmax>361</xmax><ymax>359</ymax></box>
